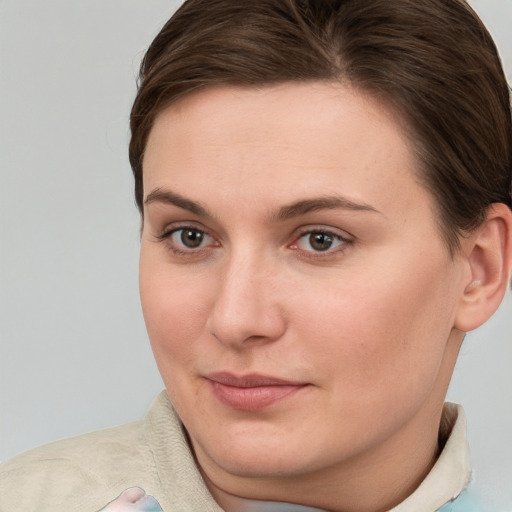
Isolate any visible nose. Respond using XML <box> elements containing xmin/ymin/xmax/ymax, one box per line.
<box><xmin>206</xmin><ymin>251</ymin><xmax>287</xmax><ymax>348</ymax></box>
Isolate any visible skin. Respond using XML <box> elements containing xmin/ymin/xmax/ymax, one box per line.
<box><xmin>139</xmin><ymin>82</ymin><xmax>476</xmax><ymax>512</ymax></box>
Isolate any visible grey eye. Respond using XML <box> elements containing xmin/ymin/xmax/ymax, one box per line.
<box><xmin>296</xmin><ymin>231</ymin><xmax>345</xmax><ymax>252</ymax></box>
<box><xmin>170</xmin><ymin>228</ymin><xmax>208</xmax><ymax>249</ymax></box>
<box><xmin>308</xmin><ymin>232</ymin><xmax>335</xmax><ymax>251</ymax></box>
<box><xmin>179</xmin><ymin>229</ymin><xmax>204</xmax><ymax>248</ymax></box>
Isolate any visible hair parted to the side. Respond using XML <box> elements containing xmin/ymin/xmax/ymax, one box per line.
<box><xmin>129</xmin><ymin>0</ymin><xmax>512</xmax><ymax>252</ymax></box>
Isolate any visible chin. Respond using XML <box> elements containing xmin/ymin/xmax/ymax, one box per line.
<box><xmin>213</xmin><ymin>448</ymin><xmax>313</xmax><ymax>479</ymax></box>
<box><xmin>191</xmin><ymin>422</ymin><xmax>338</xmax><ymax>480</ymax></box>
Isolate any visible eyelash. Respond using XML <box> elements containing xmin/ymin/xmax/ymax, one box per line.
<box><xmin>156</xmin><ymin>225</ymin><xmax>217</xmax><ymax>256</ymax></box>
<box><xmin>155</xmin><ymin>225</ymin><xmax>353</xmax><ymax>259</ymax></box>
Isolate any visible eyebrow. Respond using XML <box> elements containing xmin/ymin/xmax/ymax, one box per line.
<box><xmin>272</xmin><ymin>196</ymin><xmax>381</xmax><ymax>221</ymax></box>
<box><xmin>144</xmin><ymin>188</ymin><xmax>212</xmax><ymax>218</ymax></box>
<box><xmin>144</xmin><ymin>187</ymin><xmax>381</xmax><ymax>221</ymax></box>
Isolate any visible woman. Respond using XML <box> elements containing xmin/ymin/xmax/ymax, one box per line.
<box><xmin>1</xmin><ymin>1</ymin><xmax>511</xmax><ymax>511</ymax></box>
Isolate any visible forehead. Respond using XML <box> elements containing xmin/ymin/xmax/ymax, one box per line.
<box><xmin>142</xmin><ymin>82</ymin><xmax>432</xmax><ymax>222</ymax></box>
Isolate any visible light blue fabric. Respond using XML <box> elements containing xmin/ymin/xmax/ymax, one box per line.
<box><xmin>437</xmin><ymin>489</ymin><xmax>483</xmax><ymax>512</ymax></box>
<box><xmin>99</xmin><ymin>487</ymin><xmax>483</xmax><ymax>512</ymax></box>
<box><xmin>99</xmin><ymin>487</ymin><xmax>482</xmax><ymax>512</ymax></box>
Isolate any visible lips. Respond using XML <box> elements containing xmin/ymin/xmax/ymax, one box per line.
<box><xmin>205</xmin><ymin>372</ymin><xmax>308</xmax><ymax>411</ymax></box>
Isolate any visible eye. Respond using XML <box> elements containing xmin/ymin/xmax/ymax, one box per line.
<box><xmin>172</xmin><ymin>227</ymin><xmax>208</xmax><ymax>249</ymax></box>
<box><xmin>293</xmin><ymin>229</ymin><xmax>348</xmax><ymax>253</ymax></box>
<box><xmin>157</xmin><ymin>225</ymin><xmax>217</xmax><ymax>254</ymax></box>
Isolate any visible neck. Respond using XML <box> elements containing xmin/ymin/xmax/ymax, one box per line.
<box><xmin>199</xmin><ymin>404</ymin><xmax>443</xmax><ymax>512</ymax></box>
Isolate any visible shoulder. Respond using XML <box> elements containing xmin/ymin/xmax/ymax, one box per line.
<box><xmin>0</xmin><ymin>421</ymin><xmax>157</xmax><ymax>512</ymax></box>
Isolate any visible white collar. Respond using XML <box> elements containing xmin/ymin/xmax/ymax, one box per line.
<box><xmin>390</xmin><ymin>402</ymin><xmax>471</xmax><ymax>512</ymax></box>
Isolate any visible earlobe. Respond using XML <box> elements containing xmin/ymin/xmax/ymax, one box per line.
<box><xmin>454</xmin><ymin>203</ymin><xmax>512</xmax><ymax>332</ymax></box>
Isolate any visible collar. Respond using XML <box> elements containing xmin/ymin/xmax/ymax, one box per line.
<box><xmin>389</xmin><ymin>402</ymin><xmax>472</xmax><ymax>512</ymax></box>
<box><xmin>145</xmin><ymin>393</ymin><xmax>471</xmax><ymax>512</ymax></box>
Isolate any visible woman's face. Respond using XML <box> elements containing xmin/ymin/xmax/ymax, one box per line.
<box><xmin>140</xmin><ymin>83</ymin><xmax>468</xmax><ymax>499</ymax></box>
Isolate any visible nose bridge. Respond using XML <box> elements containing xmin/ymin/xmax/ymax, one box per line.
<box><xmin>208</xmin><ymin>245</ymin><xmax>285</xmax><ymax>346</ymax></box>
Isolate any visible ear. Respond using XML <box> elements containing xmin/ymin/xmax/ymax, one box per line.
<box><xmin>455</xmin><ymin>203</ymin><xmax>512</xmax><ymax>332</ymax></box>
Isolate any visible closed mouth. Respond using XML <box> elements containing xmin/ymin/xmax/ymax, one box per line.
<box><xmin>204</xmin><ymin>372</ymin><xmax>309</xmax><ymax>410</ymax></box>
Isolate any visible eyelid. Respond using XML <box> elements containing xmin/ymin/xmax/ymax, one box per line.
<box><xmin>292</xmin><ymin>225</ymin><xmax>353</xmax><ymax>241</ymax></box>
<box><xmin>156</xmin><ymin>220</ymin><xmax>208</xmax><ymax>239</ymax></box>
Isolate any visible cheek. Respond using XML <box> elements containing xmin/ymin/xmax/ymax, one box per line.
<box><xmin>139</xmin><ymin>251</ymin><xmax>212</xmax><ymax>373</ymax></box>
<box><xmin>291</xmin><ymin>256</ymin><xmax>456</xmax><ymax>401</ymax></box>
<box><xmin>139</xmin><ymin>258</ymin><xmax>216</xmax><ymax>416</ymax></box>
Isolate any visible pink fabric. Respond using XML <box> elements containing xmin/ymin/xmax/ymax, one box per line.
<box><xmin>98</xmin><ymin>487</ymin><xmax>163</xmax><ymax>511</ymax></box>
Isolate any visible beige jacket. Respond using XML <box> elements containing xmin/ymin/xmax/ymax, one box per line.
<box><xmin>0</xmin><ymin>392</ymin><xmax>472</xmax><ymax>512</ymax></box>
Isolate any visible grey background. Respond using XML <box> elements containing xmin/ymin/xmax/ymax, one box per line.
<box><xmin>1</xmin><ymin>0</ymin><xmax>511</xmax><ymax>509</ymax></box>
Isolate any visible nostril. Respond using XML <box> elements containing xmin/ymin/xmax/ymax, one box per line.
<box><xmin>206</xmin><ymin>266</ymin><xmax>287</xmax><ymax>347</ymax></box>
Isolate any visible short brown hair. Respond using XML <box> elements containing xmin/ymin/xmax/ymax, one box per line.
<box><xmin>129</xmin><ymin>0</ymin><xmax>512</xmax><ymax>251</ymax></box>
